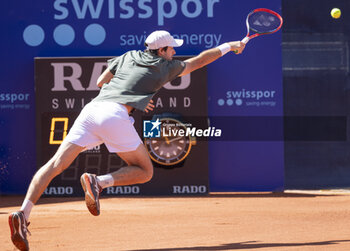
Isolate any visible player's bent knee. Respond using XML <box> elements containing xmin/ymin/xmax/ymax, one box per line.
<box><xmin>139</xmin><ymin>163</ymin><xmax>153</xmax><ymax>183</ymax></box>
<box><xmin>144</xmin><ymin>168</ymin><xmax>153</xmax><ymax>182</ymax></box>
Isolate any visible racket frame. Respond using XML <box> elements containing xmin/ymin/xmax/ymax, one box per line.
<box><xmin>242</xmin><ymin>8</ymin><xmax>283</xmax><ymax>44</ymax></box>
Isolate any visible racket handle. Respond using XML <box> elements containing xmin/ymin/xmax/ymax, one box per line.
<box><xmin>241</xmin><ymin>37</ymin><xmax>250</xmax><ymax>44</ymax></box>
<box><xmin>234</xmin><ymin>37</ymin><xmax>250</xmax><ymax>53</ymax></box>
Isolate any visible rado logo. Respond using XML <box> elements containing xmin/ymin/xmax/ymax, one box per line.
<box><xmin>51</xmin><ymin>62</ymin><xmax>104</xmax><ymax>91</ymax></box>
<box><xmin>106</xmin><ymin>186</ymin><xmax>140</xmax><ymax>194</ymax></box>
<box><xmin>172</xmin><ymin>185</ymin><xmax>207</xmax><ymax>194</ymax></box>
<box><xmin>44</xmin><ymin>186</ymin><xmax>74</xmax><ymax>195</ymax></box>
<box><xmin>50</xmin><ymin>62</ymin><xmax>191</xmax><ymax>92</ymax></box>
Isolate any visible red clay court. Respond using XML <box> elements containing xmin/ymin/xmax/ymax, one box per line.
<box><xmin>1</xmin><ymin>192</ymin><xmax>350</xmax><ymax>250</ymax></box>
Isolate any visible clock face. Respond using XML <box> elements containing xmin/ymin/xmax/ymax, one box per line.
<box><xmin>145</xmin><ymin>118</ymin><xmax>193</xmax><ymax>166</ymax></box>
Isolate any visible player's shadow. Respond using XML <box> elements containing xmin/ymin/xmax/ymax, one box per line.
<box><xmin>128</xmin><ymin>240</ymin><xmax>350</xmax><ymax>251</ymax></box>
<box><xmin>207</xmin><ymin>192</ymin><xmax>324</xmax><ymax>198</ymax></box>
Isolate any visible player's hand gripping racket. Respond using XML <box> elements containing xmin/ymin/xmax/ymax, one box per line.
<box><xmin>235</xmin><ymin>8</ymin><xmax>283</xmax><ymax>53</ymax></box>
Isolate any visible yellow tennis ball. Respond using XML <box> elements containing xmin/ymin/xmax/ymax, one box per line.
<box><xmin>331</xmin><ymin>8</ymin><xmax>341</xmax><ymax>19</ymax></box>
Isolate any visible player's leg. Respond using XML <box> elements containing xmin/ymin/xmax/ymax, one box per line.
<box><xmin>109</xmin><ymin>143</ymin><xmax>154</xmax><ymax>185</ymax></box>
<box><xmin>9</xmin><ymin>141</ymin><xmax>84</xmax><ymax>251</ymax></box>
<box><xmin>80</xmin><ymin>102</ymin><xmax>153</xmax><ymax>215</ymax></box>
<box><xmin>25</xmin><ymin>141</ymin><xmax>84</xmax><ymax>205</ymax></box>
<box><xmin>81</xmin><ymin>143</ymin><xmax>153</xmax><ymax>216</ymax></box>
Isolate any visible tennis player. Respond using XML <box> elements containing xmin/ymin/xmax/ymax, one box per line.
<box><xmin>8</xmin><ymin>30</ymin><xmax>245</xmax><ymax>251</ymax></box>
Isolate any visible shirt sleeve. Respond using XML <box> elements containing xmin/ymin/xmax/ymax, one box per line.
<box><xmin>166</xmin><ymin>59</ymin><xmax>186</xmax><ymax>81</ymax></box>
<box><xmin>107</xmin><ymin>57</ymin><xmax>120</xmax><ymax>75</ymax></box>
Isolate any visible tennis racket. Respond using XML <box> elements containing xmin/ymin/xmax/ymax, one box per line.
<box><xmin>235</xmin><ymin>8</ymin><xmax>283</xmax><ymax>52</ymax></box>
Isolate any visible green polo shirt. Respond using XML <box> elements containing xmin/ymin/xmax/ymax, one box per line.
<box><xmin>92</xmin><ymin>50</ymin><xmax>185</xmax><ymax>111</ymax></box>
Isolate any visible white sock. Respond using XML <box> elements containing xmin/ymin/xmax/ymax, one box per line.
<box><xmin>20</xmin><ymin>199</ymin><xmax>34</xmax><ymax>221</ymax></box>
<box><xmin>96</xmin><ymin>174</ymin><xmax>115</xmax><ymax>189</ymax></box>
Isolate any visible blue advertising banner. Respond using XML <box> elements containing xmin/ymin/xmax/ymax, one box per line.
<box><xmin>0</xmin><ymin>0</ymin><xmax>283</xmax><ymax>194</ymax></box>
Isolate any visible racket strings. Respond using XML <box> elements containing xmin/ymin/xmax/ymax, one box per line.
<box><xmin>248</xmin><ymin>12</ymin><xmax>281</xmax><ymax>34</ymax></box>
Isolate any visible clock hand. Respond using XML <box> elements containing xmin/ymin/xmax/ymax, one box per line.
<box><xmin>164</xmin><ymin>136</ymin><xmax>170</xmax><ymax>145</ymax></box>
<box><xmin>168</xmin><ymin>136</ymin><xmax>183</xmax><ymax>143</ymax></box>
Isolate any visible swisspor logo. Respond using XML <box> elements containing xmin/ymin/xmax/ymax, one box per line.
<box><xmin>23</xmin><ymin>0</ymin><xmax>222</xmax><ymax>47</ymax></box>
<box><xmin>218</xmin><ymin>89</ymin><xmax>277</xmax><ymax>107</ymax></box>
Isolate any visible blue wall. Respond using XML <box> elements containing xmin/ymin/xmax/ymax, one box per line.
<box><xmin>0</xmin><ymin>0</ymin><xmax>283</xmax><ymax>194</ymax></box>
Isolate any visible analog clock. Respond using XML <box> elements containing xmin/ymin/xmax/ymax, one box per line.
<box><xmin>144</xmin><ymin>118</ymin><xmax>196</xmax><ymax>166</ymax></box>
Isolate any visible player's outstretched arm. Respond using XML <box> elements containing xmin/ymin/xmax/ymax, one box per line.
<box><xmin>179</xmin><ymin>41</ymin><xmax>245</xmax><ymax>76</ymax></box>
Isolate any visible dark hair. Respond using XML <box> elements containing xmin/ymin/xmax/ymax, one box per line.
<box><xmin>144</xmin><ymin>43</ymin><xmax>168</xmax><ymax>55</ymax></box>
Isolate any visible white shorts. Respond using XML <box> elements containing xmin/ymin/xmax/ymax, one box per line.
<box><xmin>64</xmin><ymin>102</ymin><xmax>142</xmax><ymax>152</ymax></box>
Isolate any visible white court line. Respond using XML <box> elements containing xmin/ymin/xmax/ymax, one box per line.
<box><xmin>284</xmin><ymin>189</ymin><xmax>350</xmax><ymax>195</ymax></box>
